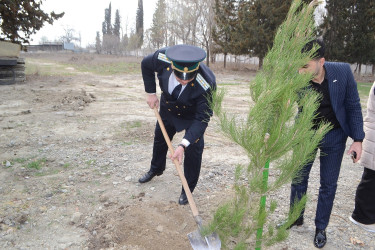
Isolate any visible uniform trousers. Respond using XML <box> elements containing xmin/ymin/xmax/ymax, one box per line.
<box><xmin>351</xmin><ymin>167</ymin><xmax>375</xmax><ymax>224</ymax></box>
<box><xmin>290</xmin><ymin>127</ymin><xmax>347</xmax><ymax>230</ymax></box>
<box><xmin>150</xmin><ymin>116</ymin><xmax>204</xmax><ymax>194</ymax></box>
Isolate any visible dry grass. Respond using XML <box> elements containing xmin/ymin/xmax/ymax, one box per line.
<box><xmin>23</xmin><ymin>52</ymin><xmax>142</xmax><ymax>75</ymax></box>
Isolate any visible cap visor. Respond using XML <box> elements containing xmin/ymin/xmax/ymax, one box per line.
<box><xmin>174</xmin><ymin>70</ymin><xmax>197</xmax><ymax>81</ymax></box>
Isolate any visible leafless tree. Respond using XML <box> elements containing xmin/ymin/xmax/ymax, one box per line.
<box><xmin>39</xmin><ymin>36</ymin><xmax>49</xmax><ymax>45</ymax></box>
<box><xmin>146</xmin><ymin>0</ymin><xmax>216</xmax><ymax>63</ymax></box>
<box><xmin>127</xmin><ymin>31</ymin><xmax>142</xmax><ymax>57</ymax></box>
<box><xmin>60</xmin><ymin>26</ymin><xmax>79</xmax><ymax>43</ymax></box>
<box><xmin>195</xmin><ymin>0</ymin><xmax>215</xmax><ymax>66</ymax></box>
<box><xmin>102</xmin><ymin>34</ymin><xmax>120</xmax><ymax>54</ymax></box>
<box><xmin>167</xmin><ymin>0</ymin><xmax>201</xmax><ymax>45</ymax></box>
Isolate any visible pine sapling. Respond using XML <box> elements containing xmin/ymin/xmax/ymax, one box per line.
<box><xmin>206</xmin><ymin>0</ymin><xmax>329</xmax><ymax>249</ymax></box>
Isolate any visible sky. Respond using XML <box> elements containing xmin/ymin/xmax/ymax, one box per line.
<box><xmin>30</xmin><ymin>0</ymin><xmax>157</xmax><ymax>46</ymax></box>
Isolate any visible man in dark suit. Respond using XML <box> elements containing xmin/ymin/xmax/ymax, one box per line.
<box><xmin>138</xmin><ymin>44</ymin><xmax>216</xmax><ymax>205</ymax></box>
<box><xmin>287</xmin><ymin>39</ymin><xmax>365</xmax><ymax>248</ymax></box>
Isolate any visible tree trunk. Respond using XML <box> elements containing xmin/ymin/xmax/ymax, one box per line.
<box><xmin>258</xmin><ymin>56</ymin><xmax>264</xmax><ymax>70</ymax></box>
<box><xmin>211</xmin><ymin>53</ymin><xmax>215</xmax><ymax>64</ymax></box>
<box><xmin>224</xmin><ymin>53</ymin><xmax>227</xmax><ymax>69</ymax></box>
<box><xmin>205</xmin><ymin>40</ymin><xmax>210</xmax><ymax>67</ymax></box>
<box><xmin>358</xmin><ymin>63</ymin><xmax>362</xmax><ymax>77</ymax></box>
<box><xmin>372</xmin><ymin>64</ymin><xmax>374</xmax><ymax>77</ymax></box>
<box><xmin>206</xmin><ymin>49</ymin><xmax>210</xmax><ymax>67</ymax></box>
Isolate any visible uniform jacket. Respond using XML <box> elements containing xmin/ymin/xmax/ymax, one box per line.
<box><xmin>141</xmin><ymin>47</ymin><xmax>216</xmax><ymax>144</ymax></box>
<box><xmin>360</xmin><ymin>82</ymin><xmax>375</xmax><ymax>170</ymax></box>
<box><xmin>324</xmin><ymin>62</ymin><xmax>365</xmax><ymax>141</ymax></box>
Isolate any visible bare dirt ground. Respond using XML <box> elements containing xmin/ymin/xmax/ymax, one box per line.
<box><xmin>0</xmin><ymin>53</ymin><xmax>374</xmax><ymax>250</ymax></box>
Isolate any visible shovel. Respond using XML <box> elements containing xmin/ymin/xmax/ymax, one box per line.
<box><xmin>153</xmin><ymin>107</ymin><xmax>221</xmax><ymax>250</ymax></box>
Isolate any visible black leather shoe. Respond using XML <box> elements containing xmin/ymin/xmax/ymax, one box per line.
<box><xmin>178</xmin><ymin>193</ymin><xmax>188</xmax><ymax>205</ymax></box>
<box><xmin>138</xmin><ymin>170</ymin><xmax>162</xmax><ymax>183</ymax></box>
<box><xmin>314</xmin><ymin>228</ymin><xmax>327</xmax><ymax>248</ymax></box>
<box><xmin>277</xmin><ymin>217</ymin><xmax>304</xmax><ymax>229</ymax></box>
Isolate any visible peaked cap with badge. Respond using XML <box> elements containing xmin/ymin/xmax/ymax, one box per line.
<box><xmin>166</xmin><ymin>44</ymin><xmax>207</xmax><ymax>80</ymax></box>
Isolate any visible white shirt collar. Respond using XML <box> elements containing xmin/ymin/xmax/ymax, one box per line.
<box><xmin>168</xmin><ymin>72</ymin><xmax>187</xmax><ymax>98</ymax></box>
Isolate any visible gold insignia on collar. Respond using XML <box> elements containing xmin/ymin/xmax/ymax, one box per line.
<box><xmin>167</xmin><ymin>67</ymin><xmax>170</xmax><ymax>71</ymax></box>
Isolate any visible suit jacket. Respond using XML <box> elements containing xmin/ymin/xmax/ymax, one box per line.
<box><xmin>324</xmin><ymin>62</ymin><xmax>365</xmax><ymax>141</ymax></box>
<box><xmin>141</xmin><ymin>47</ymin><xmax>216</xmax><ymax>144</ymax></box>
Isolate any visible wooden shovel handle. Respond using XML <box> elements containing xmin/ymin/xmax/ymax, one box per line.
<box><xmin>153</xmin><ymin>107</ymin><xmax>199</xmax><ymax>217</ymax></box>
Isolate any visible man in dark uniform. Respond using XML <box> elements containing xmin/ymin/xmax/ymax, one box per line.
<box><xmin>138</xmin><ymin>44</ymin><xmax>216</xmax><ymax>205</ymax></box>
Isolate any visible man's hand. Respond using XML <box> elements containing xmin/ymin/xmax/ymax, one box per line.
<box><xmin>146</xmin><ymin>94</ymin><xmax>159</xmax><ymax>109</ymax></box>
<box><xmin>170</xmin><ymin>145</ymin><xmax>184</xmax><ymax>164</ymax></box>
<box><xmin>347</xmin><ymin>141</ymin><xmax>362</xmax><ymax>163</ymax></box>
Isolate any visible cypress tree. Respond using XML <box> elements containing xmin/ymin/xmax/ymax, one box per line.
<box><xmin>102</xmin><ymin>3</ymin><xmax>113</xmax><ymax>54</ymax></box>
<box><xmin>136</xmin><ymin>0</ymin><xmax>144</xmax><ymax>47</ymax></box>
<box><xmin>102</xmin><ymin>21</ymin><xmax>107</xmax><ymax>36</ymax></box>
<box><xmin>95</xmin><ymin>31</ymin><xmax>101</xmax><ymax>54</ymax></box>
<box><xmin>151</xmin><ymin>0</ymin><xmax>167</xmax><ymax>49</ymax></box>
<box><xmin>114</xmin><ymin>9</ymin><xmax>121</xmax><ymax>38</ymax></box>
<box><xmin>106</xmin><ymin>3</ymin><xmax>112</xmax><ymax>35</ymax></box>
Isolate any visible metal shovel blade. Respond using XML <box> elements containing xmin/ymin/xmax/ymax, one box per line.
<box><xmin>188</xmin><ymin>230</ymin><xmax>221</xmax><ymax>250</ymax></box>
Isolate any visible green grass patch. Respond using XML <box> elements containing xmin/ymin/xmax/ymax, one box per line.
<box><xmin>129</xmin><ymin>121</ymin><xmax>142</xmax><ymax>128</ymax></box>
<box><xmin>86</xmin><ymin>159</ymin><xmax>97</xmax><ymax>167</ymax></box>
<box><xmin>25</xmin><ymin>57</ymin><xmax>140</xmax><ymax>76</ymax></box>
<box><xmin>2</xmin><ymin>157</ymin><xmax>28</xmax><ymax>167</ymax></box>
<box><xmin>357</xmin><ymin>82</ymin><xmax>373</xmax><ymax>99</ymax></box>
<box><xmin>26</xmin><ymin>158</ymin><xmax>47</xmax><ymax>170</ymax></box>
<box><xmin>121</xmin><ymin>141</ymin><xmax>133</xmax><ymax>146</ymax></box>
<box><xmin>35</xmin><ymin>169</ymin><xmax>60</xmax><ymax>177</ymax></box>
<box><xmin>68</xmin><ymin>62</ymin><xmax>140</xmax><ymax>75</ymax></box>
<box><xmin>3</xmin><ymin>157</ymin><xmax>38</xmax><ymax>167</ymax></box>
<box><xmin>121</xmin><ymin>120</ymin><xmax>142</xmax><ymax>129</ymax></box>
<box><xmin>25</xmin><ymin>59</ymin><xmax>76</xmax><ymax>76</ymax></box>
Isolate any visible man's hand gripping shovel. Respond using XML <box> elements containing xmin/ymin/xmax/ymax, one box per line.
<box><xmin>153</xmin><ymin>107</ymin><xmax>221</xmax><ymax>250</ymax></box>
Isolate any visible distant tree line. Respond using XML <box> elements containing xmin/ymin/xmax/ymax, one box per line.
<box><xmin>212</xmin><ymin>0</ymin><xmax>375</xmax><ymax>71</ymax></box>
<box><xmin>4</xmin><ymin>0</ymin><xmax>371</xmax><ymax>72</ymax></box>
<box><xmin>138</xmin><ymin>0</ymin><xmax>375</xmax><ymax>72</ymax></box>
<box><xmin>95</xmin><ymin>0</ymin><xmax>144</xmax><ymax>55</ymax></box>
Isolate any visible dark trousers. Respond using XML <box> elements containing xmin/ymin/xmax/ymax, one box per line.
<box><xmin>150</xmin><ymin>118</ymin><xmax>204</xmax><ymax>194</ymax></box>
<box><xmin>290</xmin><ymin>127</ymin><xmax>347</xmax><ymax>230</ymax></box>
<box><xmin>352</xmin><ymin>167</ymin><xmax>375</xmax><ymax>224</ymax></box>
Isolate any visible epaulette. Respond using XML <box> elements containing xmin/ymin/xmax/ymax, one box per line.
<box><xmin>196</xmin><ymin>73</ymin><xmax>210</xmax><ymax>91</ymax></box>
<box><xmin>158</xmin><ymin>53</ymin><xmax>171</xmax><ymax>63</ymax></box>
